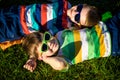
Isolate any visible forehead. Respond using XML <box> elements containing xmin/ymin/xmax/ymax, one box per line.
<box><xmin>80</xmin><ymin>5</ymin><xmax>91</xmax><ymax>26</ymax></box>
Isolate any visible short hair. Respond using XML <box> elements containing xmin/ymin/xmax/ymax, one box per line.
<box><xmin>22</xmin><ymin>32</ymin><xmax>43</xmax><ymax>58</ymax></box>
<box><xmin>84</xmin><ymin>4</ymin><xmax>101</xmax><ymax>26</ymax></box>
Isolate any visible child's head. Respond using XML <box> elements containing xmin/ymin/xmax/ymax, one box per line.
<box><xmin>22</xmin><ymin>32</ymin><xmax>59</xmax><ymax>60</ymax></box>
<box><xmin>22</xmin><ymin>32</ymin><xmax>43</xmax><ymax>59</ymax></box>
<box><xmin>67</xmin><ymin>4</ymin><xmax>100</xmax><ymax>28</ymax></box>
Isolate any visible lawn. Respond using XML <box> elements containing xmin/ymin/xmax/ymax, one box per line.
<box><xmin>0</xmin><ymin>0</ymin><xmax>120</xmax><ymax>80</ymax></box>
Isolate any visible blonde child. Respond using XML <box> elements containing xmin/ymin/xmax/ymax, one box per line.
<box><xmin>22</xmin><ymin>31</ymin><xmax>69</xmax><ymax>72</ymax></box>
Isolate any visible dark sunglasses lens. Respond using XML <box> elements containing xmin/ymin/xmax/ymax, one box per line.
<box><xmin>75</xmin><ymin>4</ymin><xmax>83</xmax><ymax>23</ymax></box>
<box><xmin>77</xmin><ymin>4</ymin><xmax>83</xmax><ymax>12</ymax></box>
<box><xmin>45</xmin><ymin>33</ymin><xmax>51</xmax><ymax>41</ymax></box>
<box><xmin>75</xmin><ymin>14</ymin><xmax>80</xmax><ymax>23</ymax></box>
<box><xmin>41</xmin><ymin>44</ymin><xmax>48</xmax><ymax>52</ymax></box>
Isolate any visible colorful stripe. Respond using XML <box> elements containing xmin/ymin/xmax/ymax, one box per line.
<box><xmin>26</xmin><ymin>5</ymin><xmax>32</xmax><ymax>28</ymax></box>
<box><xmin>62</xmin><ymin>0</ymin><xmax>68</xmax><ymax>29</ymax></box>
<box><xmin>99</xmin><ymin>22</ymin><xmax>111</xmax><ymax>57</ymax></box>
<box><xmin>47</xmin><ymin>3</ymin><xmax>58</xmax><ymax>35</ymax></box>
<box><xmin>51</xmin><ymin>2</ymin><xmax>59</xmax><ymax>35</ymax></box>
<box><xmin>87</xmin><ymin>27</ymin><xmax>100</xmax><ymax>59</ymax></box>
<box><xmin>73</xmin><ymin>30</ymin><xmax>82</xmax><ymax>64</ymax></box>
<box><xmin>41</xmin><ymin>4</ymin><xmax>47</xmax><ymax>30</ymax></box>
<box><xmin>61</xmin><ymin>30</ymin><xmax>75</xmax><ymax>62</ymax></box>
<box><xmin>35</xmin><ymin>4</ymin><xmax>41</xmax><ymax>30</ymax></box>
<box><xmin>57</xmin><ymin>22</ymin><xmax>111</xmax><ymax>64</ymax></box>
<box><xmin>20</xmin><ymin>6</ymin><xmax>30</xmax><ymax>34</ymax></box>
<box><xmin>95</xmin><ymin>24</ymin><xmax>106</xmax><ymax>57</ymax></box>
<box><xmin>79</xmin><ymin>29</ymin><xmax>88</xmax><ymax>61</ymax></box>
<box><xmin>56</xmin><ymin>0</ymin><xmax>64</xmax><ymax>31</ymax></box>
<box><xmin>30</xmin><ymin>4</ymin><xmax>39</xmax><ymax>30</ymax></box>
<box><xmin>19</xmin><ymin>0</ymin><xmax>69</xmax><ymax>35</ymax></box>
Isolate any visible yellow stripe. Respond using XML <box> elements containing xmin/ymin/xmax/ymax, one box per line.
<box><xmin>73</xmin><ymin>30</ymin><xmax>82</xmax><ymax>64</ymax></box>
<box><xmin>95</xmin><ymin>25</ymin><xmax>106</xmax><ymax>57</ymax></box>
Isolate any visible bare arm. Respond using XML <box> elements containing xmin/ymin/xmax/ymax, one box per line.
<box><xmin>42</xmin><ymin>56</ymin><xmax>69</xmax><ymax>71</ymax></box>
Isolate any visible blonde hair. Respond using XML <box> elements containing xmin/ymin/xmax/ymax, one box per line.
<box><xmin>22</xmin><ymin>32</ymin><xmax>43</xmax><ymax>58</ymax></box>
<box><xmin>84</xmin><ymin>4</ymin><xmax>100</xmax><ymax>26</ymax></box>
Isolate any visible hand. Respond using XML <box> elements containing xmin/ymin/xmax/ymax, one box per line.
<box><xmin>23</xmin><ymin>58</ymin><xmax>37</xmax><ymax>72</ymax></box>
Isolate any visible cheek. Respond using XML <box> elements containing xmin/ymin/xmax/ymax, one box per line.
<box><xmin>80</xmin><ymin>15</ymin><xmax>87</xmax><ymax>26</ymax></box>
<box><xmin>42</xmin><ymin>50</ymin><xmax>53</xmax><ymax>56</ymax></box>
<box><xmin>37</xmin><ymin>51</ymin><xmax>42</xmax><ymax>58</ymax></box>
<box><xmin>67</xmin><ymin>10</ymin><xmax>74</xmax><ymax>21</ymax></box>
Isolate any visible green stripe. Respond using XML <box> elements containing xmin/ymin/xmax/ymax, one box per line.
<box><xmin>61</xmin><ymin>30</ymin><xmax>75</xmax><ymax>62</ymax></box>
<box><xmin>86</xmin><ymin>28</ymin><xmax>100</xmax><ymax>59</ymax></box>
<box><xmin>30</xmin><ymin>4</ymin><xmax>39</xmax><ymax>30</ymax></box>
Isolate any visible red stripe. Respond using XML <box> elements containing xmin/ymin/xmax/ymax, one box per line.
<box><xmin>62</xmin><ymin>0</ymin><xmax>68</xmax><ymax>29</ymax></box>
<box><xmin>41</xmin><ymin>4</ymin><xmax>47</xmax><ymax>30</ymax></box>
<box><xmin>20</xmin><ymin>6</ymin><xmax>30</xmax><ymax>34</ymax></box>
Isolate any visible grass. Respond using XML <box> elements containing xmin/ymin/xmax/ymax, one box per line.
<box><xmin>0</xmin><ymin>0</ymin><xmax>120</xmax><ymax>80</ymax></box>
<box><xmin>1</xmin><ymin>45</ymin><xmax>120</xmax><ymax>80</ymax></box>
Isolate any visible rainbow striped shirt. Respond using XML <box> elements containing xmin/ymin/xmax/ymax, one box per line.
<box><xmin>0</xmin><ymin>0</ymin><xmax>71</xmax><ymax>42</ymax></box>
<box><xmin>56</xmin><ymin>21</ymin><xmax>111</xmax><ymax>64</ymax></box>
<box><xmin>20</xmin><ymin>0</ymin><xmax>71</xmax><ymax>35</ymax></box>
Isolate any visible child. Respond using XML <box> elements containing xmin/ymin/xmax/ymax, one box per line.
<box><xmin>0</xmin><ymin>0</ymin><xmax>100</xmax><ymax>50</ymax></box>
<box><xmin>22</xmin><ymin>10</ymin><xmax>120</xmax><ymax>72</ymax></box>
<box><xmin>22</xmin><ymin>31</ymin><xmax>69</xmax><ymax>72</ymax></box>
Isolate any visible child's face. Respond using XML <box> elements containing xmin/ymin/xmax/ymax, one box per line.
<box><xmin>67</xmin><ymin>4</ymin><xmax>91</xmax><ymax>27</ymax></box>
<box><xmin>36</xmin><ymin>32</ymin><xmax>59</xmax><ymax>60</ymax></box>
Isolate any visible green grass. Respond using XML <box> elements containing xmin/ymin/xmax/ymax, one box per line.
<box><xmin>0</xmin><ymin>0</ymin><xmax>120</xmax><ymax>80</ymax></box>
<box><xmin>1</xmin><ymin>45</ymin><xmax>120</xmax><ymax>80</ymax></box>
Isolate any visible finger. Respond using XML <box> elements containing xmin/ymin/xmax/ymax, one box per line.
<box><xmin>23</xmin><ymin>64</ymin><xmax>29</xmax><ymax>69</ymax></box>
<box><xmin>23</xmin><ymin>64</ymin><xmax>31</xmax><ymax>72</ymax></box>
<box><xmin>27</xmin><ymin>65</ymin><xmax>33</xmax><ymax>71</ymax></box>
<box><xmin>29</xmin><ymin>67</ymin><xmax>33</xmax><ymax>72</ymax></box>
<box><xmin>30</xmin><ymin>69</ymin><xmax>33</xmax><ymax>72</ymax></box>
<box><xmin>23</xmin><ymin>62</ymin><xmax>34</xmax><ymax>72</ymax></box>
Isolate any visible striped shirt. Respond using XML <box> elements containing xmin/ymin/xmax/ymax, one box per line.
<box><xmin>20</xmin><ymin>0</ymin><xmax>71</xmax><ymax>35</ymax></box>
<box><xmin>0</xmin><ymin>0</ymin><xmax>71</xmax><ymax>42</ymax></box>
<box><xmin>56</xmin><ymin>21</ymin><xmax>111</xmax><ymax>64</ymax></box>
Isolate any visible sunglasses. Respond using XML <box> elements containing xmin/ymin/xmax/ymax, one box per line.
<box><xmin>75</xmin><ymin>4</ymin><xmax>83</xmax><ymax>23</ymax></box>
<box><xmin>40</xmin><ymin>32</ymin><xmax>51</xmax><ymax>52</ymax></box>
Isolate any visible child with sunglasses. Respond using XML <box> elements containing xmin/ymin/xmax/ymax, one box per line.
<box><xmin>22</xmin><ymin>31</ymin><xmax>68</xmax><ymax>72</ymax></box>
<box><xmin>22</xmin><ymin>9</ymin><xmax>120</xmax><ymax>72</ymax></box>
<box><xmin>0</xmin><ymin>0</ymin><xmax>100</xmax><ymax>50</ymax></box>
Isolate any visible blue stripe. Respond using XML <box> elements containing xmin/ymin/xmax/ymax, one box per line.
<box><xmin>56</xmin><ymin>0</ymin><xmax>64</xmax><ymax>31</ymax></box>
<box><xmin>48</xmin><ymin>2</ymin><xmax>59</xmax><ymax>35</ymax></box>
<box><xmin>35</xmin><ymin>4</ymin><xmax>41</xmax><ymax>30</ymax></box>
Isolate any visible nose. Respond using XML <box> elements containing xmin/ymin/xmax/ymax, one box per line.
<box><xmin>72</xmin><ymin>10</ymin><xmax>79</xmax><ymax>16</ymax></box>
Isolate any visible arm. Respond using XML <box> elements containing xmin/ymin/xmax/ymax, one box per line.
<box><xmin>42</xmin><ymin>56</ymin><xmax>69</xmax><ymax>71</ymax></box>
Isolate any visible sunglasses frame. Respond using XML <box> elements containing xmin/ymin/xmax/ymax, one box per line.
<box><xmin>40</xmin><ymin>32</ymin><xmax>51</xmax><ymax>53</ymax></box>
<box><xmin>75</xmin><ymin>4</ymin><xmax>83</xmax><ymax>23</ymax></box>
